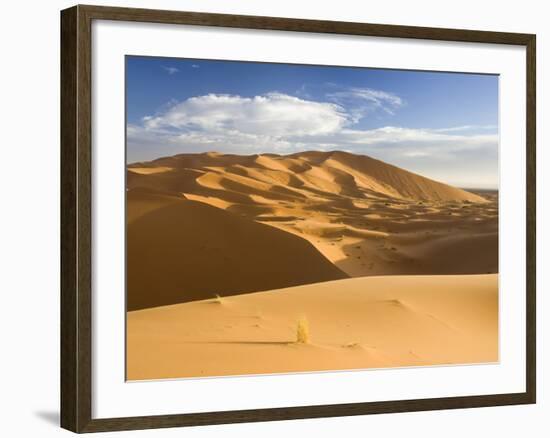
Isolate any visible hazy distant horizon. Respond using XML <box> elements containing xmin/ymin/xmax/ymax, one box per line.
<box><xmin>126</xmin><ymin>56</ymin><xmax>499</xmax><ymax>190</ymax></box>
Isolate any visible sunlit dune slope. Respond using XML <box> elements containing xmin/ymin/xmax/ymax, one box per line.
<box><xmin>127</xmin><ymin>274</ymin><xmax>498</xmax><ymax>380</ymax></box>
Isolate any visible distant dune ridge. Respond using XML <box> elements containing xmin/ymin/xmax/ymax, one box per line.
<box><xmin>128</xmin><ymin>150</ymin><xmax>486</xmax><ymax>203</ymax></box>
<box><xmin>126</xmin><ymin>150</ymin><xmax>498</xmax><ymax>378</ymax></box>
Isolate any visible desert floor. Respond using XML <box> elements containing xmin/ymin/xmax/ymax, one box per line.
<box><xmin>126</xmin><ymin>151</ymin><xmax>499</xmax><ymax>379</ymax></box>
<box><xmin>127</xmin><ymin>274</ymin><xmax>498</xmax><ymax>380</ymax></box>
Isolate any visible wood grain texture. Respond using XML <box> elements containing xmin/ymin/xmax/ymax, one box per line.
<box><xmin>60</xmin><ymin>4</ymin><xmax>536</xmax><ymax>433</ymax></box>
<box><xmin>61</xmin><ymin>5</ymin><xmax>94</xmax><ymax>432</ymax></box>
<box><xmin>79</xmin><ymin>3</ymin><xmax>534</xmax><ymax>44</ymax></box>
<box><xmin>525</xmin><ymin>34</ymin><xmax>536</xmax><ymax>403</ymax></box>
<box><xmin>60</xmin><ymin>5</ymin><xmax>78</xmax><ymax>432</ymax></box>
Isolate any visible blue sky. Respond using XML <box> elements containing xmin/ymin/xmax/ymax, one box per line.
<box><xmin>126</xmin><ymin>56</ymin><xmax>499</xmax><ymax>189</ymax></box>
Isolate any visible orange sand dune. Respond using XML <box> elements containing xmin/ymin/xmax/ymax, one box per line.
<box><xmin>127</xmin><ymin>274</ymin><xmax>498</xmax><ymax>380</ymax></box>
<box><xmin>127</xmin><ymin>189</ymin><xmax>347</xmax><ymax>311</ymax></box>
<box><xmin>126</xmin><ymin>151</ymin><xmax>499</xmax><ymax>380</ymax></box>
<box><xmin>128</xmin><ymin>151</ymin><xmax>498</xmax><ymax>281</ymax></box>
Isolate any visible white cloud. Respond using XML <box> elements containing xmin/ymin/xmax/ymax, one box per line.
<box><xmin>142</xmin><ymin>93</ymin><xmax>348</xmax><ymax>136</ymax></box>
<box><xmin>432</xmin><ymin>125</ymin><xmax>497</xmax><ymax>133</ymax></box>
<box><xmin>327</xmin><ymin>86</ymin><xmax>404</xmax><ymax>117</ymax></box>
<box><xmin>191</xmin><ymin>64</ymin><xmax>200</xmax><ymax>68</ymax></box>
<box><xmin>162</xmin><ymin>66</ymin><xmax>179</xmax><ymax>75</ymax></box>
<box><xmin>336</xmin><ymin>126</ymin><xmax>497</xmax><ymax>150</ymax></box>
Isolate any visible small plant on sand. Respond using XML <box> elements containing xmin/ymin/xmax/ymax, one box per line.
<box><xmin>344</xmin><ymin>342</ymin><xmax>359</xmax><ymax>348</ymax></box>
<box><xmin>212</xmin><ymin>294</ymin><xmax>224</xmax><ymax>304</ymax></box>
<box><xmin>296</xmin><ymin>316</ymin><xmax>310</xmax><ymax>344</ymax></box>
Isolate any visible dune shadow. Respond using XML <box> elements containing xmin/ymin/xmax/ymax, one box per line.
<box><xmin>254</xmin><ymin>215</ymin><xmax>298</xmax><ymax>222</ymax></box>
<box><xmin>186</xmin><ymin>340</ymin><xmax>292</xmax><ymax>346</ymax></box>
<box><xmin>127</xmin><ymin>198</ymin><xmax>347</xmax><ymax>311</ymax></box>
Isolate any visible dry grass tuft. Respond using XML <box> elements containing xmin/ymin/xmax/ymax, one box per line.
<box><xmin>296</xmin><ymin>316</ymin><xmax>310</xmax><ymax>344</ymax></box>
<box><xmin>211</xmin><ymin>294</ymin><xmax>224</xmax><ymax>304</ymax></box>
<box><xmin>343</xmin><ymin>342</ymin><xmax>359</xmax><ymax>348</ymax></box>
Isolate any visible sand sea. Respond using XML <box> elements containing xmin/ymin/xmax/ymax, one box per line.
<box><xmin>126</xmin><ymin>150</ymin><xmax>498</xmax><ymax>380</ymax></box>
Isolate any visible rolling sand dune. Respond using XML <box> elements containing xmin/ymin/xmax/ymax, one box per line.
<box><xmin>127</xmin><ymin>189</ymin><xmax>347</xmax><ymax>310</ymax></box>
<box><xmin>126</xmin><ymin>151</ymin><xmax>498</xmax><ymax>379</ymax></box>
<box><xmin>128</xmin><ymin>151</ymin><xmax>498</xmax><ymax>279</ymax></box>
<box><xmin>127</xmin><ymin>274</ymin><xmax>498</xmax><ymax>380</ymax></box>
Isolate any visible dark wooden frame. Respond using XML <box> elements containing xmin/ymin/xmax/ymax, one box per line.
<box><xmin>61</xmin><ymin>4</ymin><xmax>536</xmax><ymax>433</ymax></box>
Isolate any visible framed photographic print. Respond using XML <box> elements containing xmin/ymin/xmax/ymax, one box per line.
<box><xmin>60</xmin><ymin>4</ymin><xmax>536</xmax><ymax>433</ymax></box>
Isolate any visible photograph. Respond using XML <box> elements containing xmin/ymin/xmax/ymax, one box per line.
<box><xmin>125</xmin><ymin>56</ymin><xmax>499</xmax><ymax>381</ymax></box>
